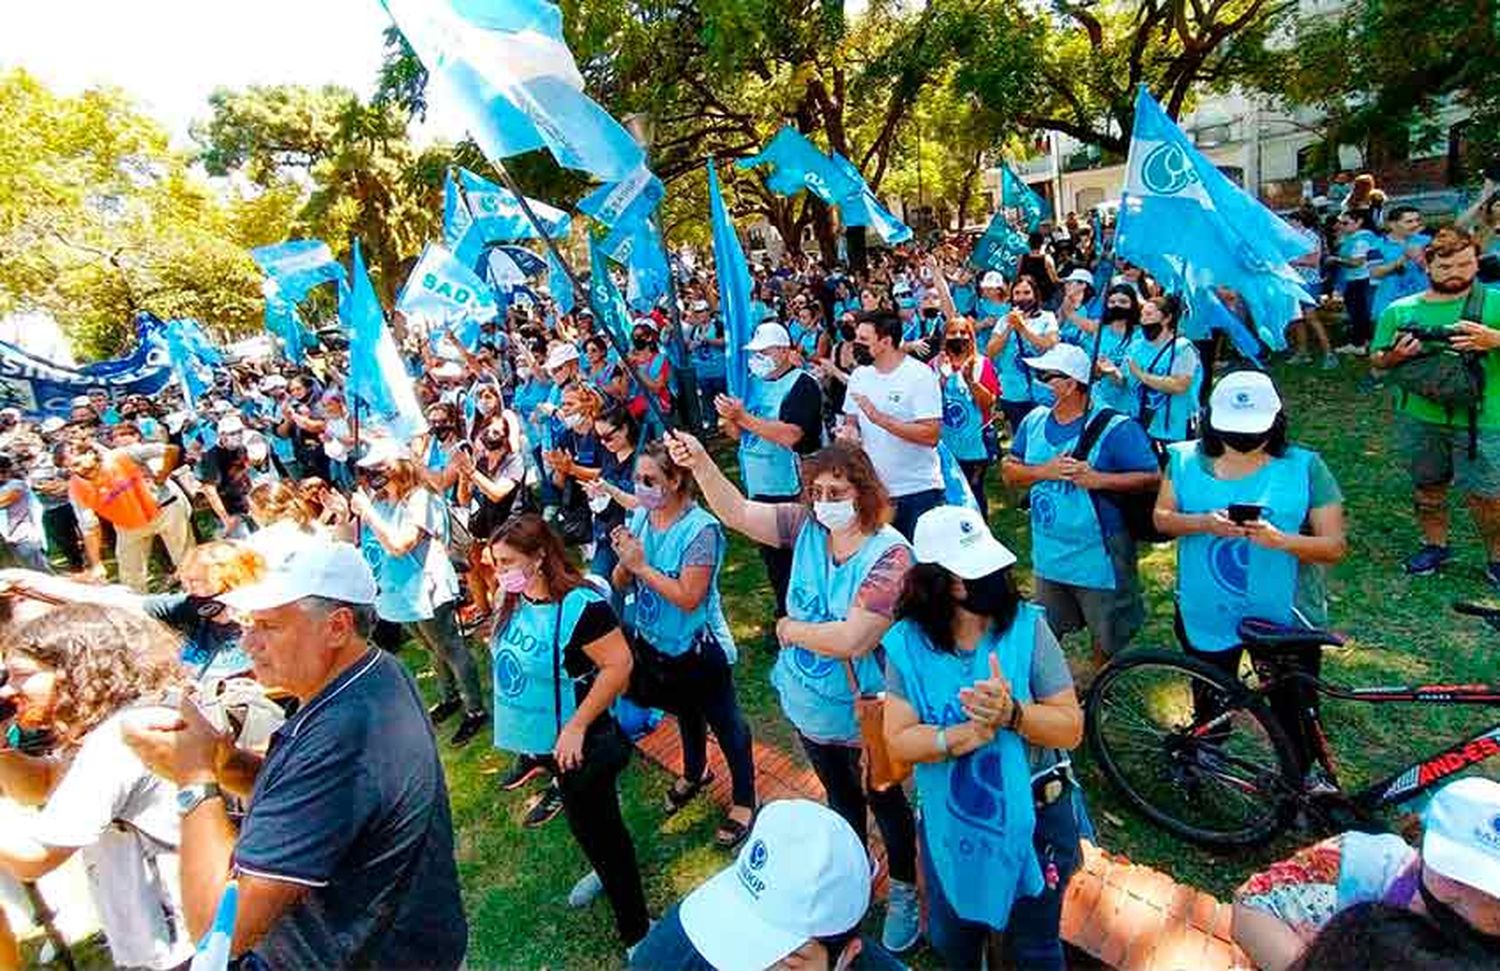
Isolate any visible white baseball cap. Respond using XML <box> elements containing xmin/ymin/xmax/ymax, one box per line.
<box><xmin>218</xmin><ymin>539</ymin><xmax>377</xmax><ymax>613</ymax></box>
<box><xmin>1422</xmin><ymin>777</ymin><xmax>1500</xmax><ymax>900</ymax></box>
<box><xmin>914</xmin><ymin>505</ymin><xmax>1017</xmax><ymax>578</ymax></box>
<box><xmin>246</xmin><ymin>437</ymin><xmax>269</xmax><ymax>464</ymax></box>
<box><xmin>70</xmin><ymin>395</ymin><xmax>92</xmax><ymax>408</ymax></box>
<box><xmin>210</xmin><ymin>399</ymin><xmax>235</xmax><ymax>415</ymax></box>
<box><xmin>1023</xmin><ymin>343</ymin><xmax>1092</xmax><ymax>386</ymax></box>
<box><xmin>746</xmin><ymin>322</ymin><xmax>792</xmax><ymax>352</ymax></box>
<box><xmin>544</xmin><ymin>342</ymin><xmax>581</xmax><ymax>371</ymax></box>
<box><xmin>432</xmin><ymin>360</ymin><xmax>466</xmax><ymax>381</ymax></box>
<box><xmin>216</xmin><ymin>415</ymin><xmax>245</xmax><ymax>436</ymax></box>
<box><xmin>39</xmin><ymin>416</ymin><xmax>66</xmax><ymax>435</ymax></box>
<box><xmin>1208</xmin><ymin>371</ymin><xmax>1282</xmax><ymax>434</ymax></box>
<box><xmin>679</xmin><ymin>800</ymin><xmax>871</xmax><ymax>971</ymax></box>
<box><xmin>356</xmin><ymin>437</ymin><xmax>408</xmax><ymax>468</ymax></box>
<box><xmin>0</xmin><ymin>407</ymin><xmax>21</xmax><ymax>420</ymax></box>
<box><xmin>980</xmin><ymin>270</ymin><xmax>1006</xmax><ymax>290</ymax></box>
<box><xmin>259</xmin><ymin>374</ymin><xmax>288</xmax><ymax>392</ymax></box>
<box><xmin>1063</xmin><ymin>267</ymin><xmax>1095</xmax><ymax>287</ymax></box>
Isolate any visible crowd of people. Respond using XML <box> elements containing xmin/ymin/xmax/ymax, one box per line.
<box><xmin>0</xmin><ymin>188</ymin><xmax>1499</xmax><ymax>971</ymax></box>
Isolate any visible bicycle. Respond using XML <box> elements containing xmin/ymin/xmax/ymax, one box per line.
<box><xmin>1084</xmin><ymin>603</ymin><xmax>1500</xmax><ymax>848</ymax></box>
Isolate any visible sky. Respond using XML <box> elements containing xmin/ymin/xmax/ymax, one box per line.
<box><xmin>0</xmin><ymin>0</ymin><xmax>393</xmax><ymax>145</ymax></box>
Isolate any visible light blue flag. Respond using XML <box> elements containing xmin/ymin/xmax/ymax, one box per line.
<box><xmin>707</xmin><ymin>159</ymin><xmax>754</xmax><ymax>400</ymax></box>
<box><xmin>396</xmin><ymin>242</ymin><xmax>498</xmax><ymax>352</ymax></box>
<box><xmin>1001</xmin><ymin>165</ymin><xmax>1048</xmax><ymax>232</ymax></box>
<box><xmin>738</xmin><ymin>127</ymin><xmax>862</xmax><ymax>204</ymax></box>
<box><xmin>486</xmin><ymin>247</ymin><xmax>529</xmax><ymax>291</ymax></box>
<box><xmin>250</xmin><ymin>240</ymin><xmax>345</xmax><ymax>297</ymax></box>
<box><xmin>587</xmin><ymin>236</ymin><xmax>634</xmax><ymax>349</ymax></box>
<box><xmin>341</xmin><ymin>241</ymin><xmax>427</xmax><ymax>440</ymax></box>
<box><xmin>381</xmin><ymin>0</ymin><xmax>645</xmax><ymax>182</ymax></box>
<box><xmin>498</xmin><ymin>244</ymin><xmax>547</xmax><ymax>277</ymax></box>
<box><xmin>971</xmin><ymin>212</ymin><xmax>1029</xmax><ymax>273</ymax></box>
<box><xmin>263</xmin><ymin>294</ymin><xmax>316</xmax><ymax>364</ymax></box>
<box><xmin>830</xmin><ymin>153</ymin><xmax>913</xmax><ymax>244</ymax></box>
<box><xmin>189</xmin><ymin>880</ymin><xmax>237</xmax><ymax>971</ymax></box>
<box><xmin>162</xmin><ymin>319</ymin><xmax>216</xmax><ymax>410</ymax></box>
<box><xmin>1116</xmin><ymin>86</ymin><xmax>1312</xmax><ymax>352</ymax></box>
<box><xmin>617</xmin><ymin>220</ymin><xmax>670</xmax><ymax>312</ymax></box>
<box><xmin>577</xmin><ymin>163</ymin><xmax>665</xmax><ymax>259</ymax></box>
<box><xmin>548</xmin><ymin>248</ymin><xmax>574</xmax><ymax>314</ymax></box>
<box><xmin>938</xmin><ymin>442</ymin><xmax>981</xmax><ymax>513</ymax></box>
<box><xmin>448</xmin><ymin>168</ymin><xmax>572</xmax><ymax>268</ymax></box>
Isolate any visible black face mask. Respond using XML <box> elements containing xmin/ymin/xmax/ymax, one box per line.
<box><xmin>852</xmin><ymin>342</ymin><xmax>875</xmax><ymax>366</ymax></box>
<box><xmin>1014</xmin><ymin>298</ymin><xmax>1037</xmax><ymax>313</ymax></box>
<box><xmin>482</xmin><ymin>434</ymin><xmax>507</xmax><ymax>450</ymax></box>
<box><xmin>363</xmin><ymin>471</ymin><xmax>390</xmax><ymax>491</ymax></box>
<box><xmin>839</xmin><ymin>324</ymin><xmax>857</xmax><ymax>341</ymax></box>
<box><xmin>632</xmin><ymin>337</ymin><xmax>654</xmax><ymax>351</ymax></box>
<box><xmin>1105</xmin><ymin>305</ymin><xmax>1133</xmax><ymax>322</ymax></box>
<box><xmin>1419</xmin><ymin>873</ymin><xmax>1500</xmax><ymax>958</ymax></box>
<box><xmin>1219</xmin><ymin>429</ymin><xmax>1270</xmax><ymax>453</ymax></box>
<box><xmin>922</xmin><ymin>307</ymin><xmax>942</xmax><ymax>320</ymax></box>
<box><xmin>961</xmin><ymin>569</ymin><xmax>1013</xmax><ymax>617</ymax></box>
<box><xmin>431</xmin><ymin>422</ymin><xmax>456</xmax><ymax>437</ymax></box>
<box><xmin>944</xmin><ymin>337</ymin><xmax>971</xmax><ymax>356</ymax></box>
<box><xmin>1141</xmin><ymin>323</ymin><xmax>1164</xmax><ymax>341</ymax></box>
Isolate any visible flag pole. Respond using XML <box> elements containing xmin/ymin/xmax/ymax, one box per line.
<box><xmin>483</xmin><ymin>157</ymin><xmax>671</xmax><ymax>432</ymax></box>
<box><xmin>651</xmin><ymin>213</ymin><xmax>703</xmax><ymax>432</ymax></box>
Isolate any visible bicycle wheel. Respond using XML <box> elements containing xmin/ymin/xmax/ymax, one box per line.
<box><xmin>1086</xmin><ymin>649</ymin><xmax>1301</xmax><ymax>848</ymax></box>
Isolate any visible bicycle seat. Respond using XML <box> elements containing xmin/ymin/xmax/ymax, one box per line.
<box><xmin>1238</xmin><ymin>617</ymin><xmax>1346</xmax><ymax>649</ymax></box>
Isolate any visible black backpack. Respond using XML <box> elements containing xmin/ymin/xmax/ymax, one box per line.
<box><xmin>1072</xmin><ymin>408</ymin><xmax>1171</xmax><ymax>544</ymax></box>
<box><xmin>1388</xmin><ymin>284</ymin><xmax>1490</xmax><ymax>459</ymax></box>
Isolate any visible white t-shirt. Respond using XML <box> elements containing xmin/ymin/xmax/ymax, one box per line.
<box><xmin>29</xmin><ymin>710</ymin><xmax>192</xmax><ymax>970</ymax></box>
<box><xmin>842</xmin><ymin>355</ymin><xmax>944</xmax><ymax>497</ymax></box>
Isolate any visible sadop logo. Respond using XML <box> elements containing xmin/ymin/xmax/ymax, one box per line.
<box><xmin>494</xmin><ymin>649</ymin><xmax>527</xmax><ymax>699</ymax></box>
<box><xmin>1206</xmin><ymin>537</ymin><xmax>1251</xmax><ymax>597</ymax></box>
<box><xmin>791</xmin><ymin>645</ymin><xmax>838</xmax><ymax>681</ymax></box>
<box><xmin>947</xmin><ymin>748</ymin><xmax>1009</xmax><ymax>837</ymax></box>
<box><xmin>1140</xmin><ymin>142</ymin><xmax>1199</xmax><ymax>197</ymax></box>
<box><xmin>748</xmin><ymin>839</ymin><xmax>769</xmax><ymax>870</ymax></box>
<box><xmin>1031</xmin><ymin>490</ymin><xmax>1058</xmax><ymax>529</ymax></box>
<box><xmin>636</xmin><ymin>586</ymin><xmax>663</xmax><ymax>627</ymax></box>
<box><xmin>942</xmin><ymin>398</ymin><xmax>969</xmax><ymax>430</ymax></box>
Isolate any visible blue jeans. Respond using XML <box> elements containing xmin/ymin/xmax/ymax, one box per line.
<box><xmin>890</xmin><ymin>487</ymin><xmax>944</xmax><ymax>542</ymax></box>
<box><xmin>921</xmin><ymin>787</ymin><xmax>1082</xmax><ymax>970</ymax></box>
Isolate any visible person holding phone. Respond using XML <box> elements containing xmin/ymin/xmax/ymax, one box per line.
<box><xmin>1153</xmin><ymin>371</ymin><xmax>1347</xmax><ymax>752</ymax></box>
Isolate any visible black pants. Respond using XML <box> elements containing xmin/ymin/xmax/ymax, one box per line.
<box><xmin>751</xmin><ymin>493</ymin><xmax>799</xmax><ymax>619</ymax></box>
<box><xmin>41</xmin><ymin>504</ymin><xmax>83</xmax><ymax>570</ymax></box>
<box><xmin>958</xmin><ymin>459</ymin><xmax>992</xmax><ymax>520</ymax></box>
<box><xmin>1343</xmin><ymin>278</ymin><xmax>1374</xmax><ymax>348</ymax></box>
<box><xmin>799</xmin><ymin>735</ymin><xmax>918</xmax><ymax>884</ymax></box>
<box><xmin>546</xmin><ymin>723</ymin><xmax>650</xmax><ymax>946</ymax></box>
<box><xmin>628</xmin><ymin>635</ymin><xmax>757</xmax><ymax>808</ymax></box>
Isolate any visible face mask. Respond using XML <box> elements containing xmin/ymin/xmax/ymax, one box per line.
<box><xmin>1014</xmin><ymin>298</ymin><xmax>1037</xmax><ymax>313</ymax></box>
<box><xmin>839</xmin><ymin>324</ymin><xmax>856</xmax><ymax>341</ymax></box>
<box><xmin>498</xmin><ymin>566</ymin><xmax>534</xmax><ymax>595</ymax></box>
<box><xmin>1141</xmin><ymin>323</ymin><xmax>1164</xmax><ymax>341</ymax></box>
<box><xmin>364</xmin><ymin>472</ymin><xmax>390</xmax><ymax>492</ymax></box>
<box><xmin>482</xmin><ymin>433</ymin><xmax>507</xmax><ymax>450</ymax></box>
<box><xmin>961</xmin><ymin>569</ymin><xmax>1012</xmax><ymax>617</ymax></box>
<box><xmin>477</xmin><ymin>398</ymin><xmax>498</xmax><ymax>415</ymax></box>
<box><xmin>944</xmin><ymin>337</ymin><xmax>971</xmax><ymax>356</ymax></box>
<box><xmin>1105</xmin><ymin>305</ymin><xmax>1132</xmax><ymax>322</ymax></box>
<box><xmin>634</xmin><ymin>483</ymin><xmax>667</xmax><ymax>510</ymax></box>
<box><xmin>564</xmin><ymin>413</ymin><xmax>590</xmax><ymax>432</ymax></box>
<box><xmin>748</xmin><ymin>353</ymin><xmax>777</xmax><ymax>379</ymax></box>
<box><xmin>813</xmin><ymin>499</ymin><xmax>857</xmax><ymax>531</ymax></box>
<box><xmin>922</xmin><ymin>307</ymin><xmax>942</xmax><ymax>320</ymax></box>
<box><xmin>632</xmin><ymin>337</ymin><xmax>654</xmax><ymax>352</ymax></box>
<box><xmin>587</xmin><ymin>493</ymin><xmax>611</xmax><ymax>514</ymax></box>
<box><xmin>852</xmin><ymin>343</ymin><xmax>875</xmax><ymax>366</ymax></box>
<box><xmin>1219</xmin><ymin>429</ymin><xmax>1271</xmax><ymax>453</ymax></box>
<box><xmin>431</xmin><ymin>422</ymin><xmax>455</xmax><ymax>437</ymax></box>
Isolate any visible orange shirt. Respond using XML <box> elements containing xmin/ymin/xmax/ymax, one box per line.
<box><xmin>68</xmin><ymin>451</ymin><xmax>160</xmax><ymax>530</ymax></box>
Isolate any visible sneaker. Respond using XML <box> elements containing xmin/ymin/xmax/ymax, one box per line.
<box><xmin>523</xmin><ymin>784</ymin><xmax>565</xmax><ymax>828</ymax></box>
<box><xmin>568</xmin><ymin>869</ymin><xmax>604</xmax><ymax>908</ymax></box>
<box><xmin>1403</xmin><ymin>544</ymin><xmax>1452</xmax><ymax>577</ymax></box>
<box><xmin>498</xmin><ymin>755</ymin><xmax>548</xmax><ymax>791</ymax></box>
<box><xmin>428</xmin><ymin>697</ymin><xmax>462</xmax><ymax>726</ymax></box>
<box><xmin>1334</xmin><ymin>343</ymin><xmax>1361</xmax><ymax>354</ymax></box>
<box><xmin>881</xmin><ymin>879</ymin><xmax>921</xmax><ymax>953</ymax></box>
<box><xmin>1320</xmin><ymin>354</ymin><xmax>1339</xmax><ymax>371</ymax></box>
<box><xmin>450</xmin><ymin>709</ymin><xmax>490</xmax><ymax>748</ymax></box>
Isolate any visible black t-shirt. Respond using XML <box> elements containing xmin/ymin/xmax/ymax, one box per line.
<box><xmin>778</xmin><ymin>371</ymin><xmax>824</xmax><ymax>458</ymax></box>
<box><xmin>525</xmin><ymin>594</ymin><xmax>616</xmax><ymax>703</ymax></box>
<box><xmin>204</xmin><ymin>446</ymin><xmax>253</xmax><ymax>515</ymax></box>
<box><xmin>234</xmin><ymin>650</ymin><xmax>467</xmax><ymax>970</ymax></box>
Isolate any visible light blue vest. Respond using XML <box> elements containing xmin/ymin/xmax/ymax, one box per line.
<box><xmin>951</xmin><ymin>283</ymin><xmax>977</xmax><ymax>316</ymax></box>
<box><xmin>884</xmin><ymin>606</ymin><xmax>1045</xmax><ymax>929</ymax></box>
<box><xmin>490</xmin><ymin>586</ymin><xmax>603</xmax><ymax>754</ymax></box>
<box><xmin>739</xmin><ymin>370</ymin><xmax>803</xmax><ymax>498</ymax></box>
<box><xmin>1170</xmin><ymin>442</ymin><xmax>1313</xmax><ymax>652</ymax></box>
<box><xmin>1128</xmin><ymin>336</ymin><xmax>1200</xmax><ymax>443</ymax></box>
<box><xmin>1020</xmin><ymin>407</ymin><xmax>1122</xmax><ymax>590</ymax></box>
<box><xmin>364</xmin><ymin>494</ymin><xmax>451</xmax><ymax>623</ymax></box>
<box><xmin>940</xmin><ymin>365</ymin><xmax>988</xmax><ymax>462</ymax></box>
<box><xmin>1089</xmin><ymin>327</ymin><xmax>1139</xmax><ymax>415</ymax></box>
<box><xmin>624</xmin><ymin>506</ymin><xmax>736</xmax><ymax>660</ymax></box>
<box><xmin>791</xmin><ymin>322</ymin><xmax>822</xmax><ymax>359</ymax></box>
<box><xmin>691</xmin><ymin>321</ymin><xmax>726</xmax><ymax>379</ymax></box>
<box><xmin>770</xmin><ymin>522</ymin><xmax>908</xmax><ymax>743</ymax></box>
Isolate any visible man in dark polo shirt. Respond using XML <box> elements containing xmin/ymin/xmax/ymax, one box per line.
<box><xmin>123</xmin><ymin>540</ymin><xmax>467</xmax><ymax>969</ymax></box>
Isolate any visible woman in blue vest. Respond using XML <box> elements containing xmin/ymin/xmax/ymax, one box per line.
<box><xmin>576</xmin><ymin>405</ymin><xmax>641</xmax><ymax>581</ymax></box>
<box><xmin>987</xmin><ymin>275</ymin><xmax>1059</xmax><ymax>434</ymax></box>
<box><xmin>625</xmin><ymin>322</ymin><xmax>673</xmax><ymax>435</ymax></box>
<box><xmin>488</xmin><ymin>512</ymin><xmax>649</xmax><ymax>951</ymax></box>
<box><xmin>609</xmin><ymin>441</ymin><xmax>756</xmax><ymax>848</ymax></box>
<box><xmin>1081</xmin><ymin>284</ymin><xmax>1142</xmax><ymax>415</ymax></box>
<box><xmin>511</xmin><ymin>354</ymin><xmax>559</xmax><ymax>509</ymax></box>
<box><xmin>350</xmin><ymin>441</ymin><xmax>490</xmax><ymax>747</ymax></box>
<box><xmin>790</xmin><ymin>301</ymin><xmax>829</xmax><ymax>363</ymax></box>
<box><xmin>664</xmin><ymin>432</ymin><xmax>924</xmax><ymax>955</ymax></box>
<box><xmin>884</xmin><ymin>505</ymin><xmax>1085</xmax><ymax>970</ymax></box>
<box><xmin>1154</xmin><ymin>371</ymin><xmax>1347</xmax><ymax>765</ymax></box>
<box><xmin>1127</xmin><ymin>294</ymin><xmax>1203</xmax><ymax>451</ymax></box>
<box><xmin>936</xmin><ymin>315</ymin><xmax>1001</xmax><ymax>518</ymax></box>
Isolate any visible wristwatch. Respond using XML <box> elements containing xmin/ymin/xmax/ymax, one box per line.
<box><xmin>177</xmin><ymin>782</ymin><xmax>224</xmax><ymax>818</ymax></box>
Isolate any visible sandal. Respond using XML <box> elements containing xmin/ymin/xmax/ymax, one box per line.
<box><xmin>663</xmin><ymin>772</ymin><xmax>714</xmax><ymax>815</ymax></box>
<box><xmin>714</xmin><ymin>812</ymin><xmax>753</xmax><ymax>850</ymax></box>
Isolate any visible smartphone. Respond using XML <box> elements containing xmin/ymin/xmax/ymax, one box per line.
<box><xmin>1227</xmin><ymin>503</ymin><xmax>1263</xmax><ymax>525</ymax></box>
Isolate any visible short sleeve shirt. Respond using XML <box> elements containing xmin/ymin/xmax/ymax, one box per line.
<box><xmin>1372</xmin><ymin>286</ymin><xmax>1500</xmax><ymax>430</ymax></box>
<box><xmin>234</xmin><ymin>650</ymin><xmax>467</xmax><ymax>970</ymax></box>
<box><xmin>842</xmin><ymin>357</ymin><xmax>943</xmax><ymax>497</ymax></box>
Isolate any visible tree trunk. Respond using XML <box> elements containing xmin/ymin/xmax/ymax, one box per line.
<box><xmin>808</xmin><ymin>197</ymin><xmax>838</xmax><ymax>264</ymax></box>
<box><xmin>955</xmin><ymin>148</ymin><xmax>983</xmax><ymax>231</ymax></box>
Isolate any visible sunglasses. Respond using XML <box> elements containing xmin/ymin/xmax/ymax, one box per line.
<box><xmin>1033</xmin><ymin>370</ymin><xmax>1070</xmax><ymax>383</ymax></box>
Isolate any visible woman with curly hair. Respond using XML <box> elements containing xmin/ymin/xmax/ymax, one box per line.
<box><xmin>0</xmin><ymin>604</ymin><xmax>193</xmax><ymax>970</ymax></box>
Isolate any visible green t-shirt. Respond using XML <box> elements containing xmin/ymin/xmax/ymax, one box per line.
<box><xmin>1372</xmin><ymin>284</ymin><xmax>1500</xmax><ymax>429</ymax></box>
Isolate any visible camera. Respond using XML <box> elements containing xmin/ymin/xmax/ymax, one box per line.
<box><xmin>1396</xmin><ymin>322</ymin><xmax>1456</xmax><ymax>344</ymax></box>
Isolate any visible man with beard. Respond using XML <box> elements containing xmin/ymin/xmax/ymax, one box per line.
<box><xmin>1372</xmin><ymin>226</ymin><xmax>1500</xmax><ymax>585</ymax></box>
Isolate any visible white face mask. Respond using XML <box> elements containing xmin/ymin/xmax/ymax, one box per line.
<box><xmin>477</xmin><ymin>397</ymin><xmax>498</xmax><ymax>415</ymax></box>
<box><xmin>813</xmin><ymin>499</ymin><xmax>857</xmax><ymax>531</ymax></box>
<box><xmin>748</xmin><ymin>353</ymin><xmax>778</xmax><ymax>379</ymax></box>
<box><xmin>587</xmin><ymin>493</ymin><xmax>611</xmax><ymax>514</ymax></box>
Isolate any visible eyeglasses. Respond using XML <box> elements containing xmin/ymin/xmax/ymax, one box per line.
<box><xmin>806</xmin><ymin>485</ymin><xmax>854</xmax><ymax>503</ymax></box>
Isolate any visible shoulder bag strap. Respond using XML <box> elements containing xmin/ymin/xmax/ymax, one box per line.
<box><xmin>552</xmin><ymin>598</ymin><xmax>565</xmax><ymax>737</ymax></box>
<box><xmin>1135</xmin><ymin>340</ymin><xmax>1176</xmax><ymax>417</ymax></box>
<box><xmin>1072</xmin><ymin>409</ymin><xmax>1120</xmax><ymax>461</ymax></box>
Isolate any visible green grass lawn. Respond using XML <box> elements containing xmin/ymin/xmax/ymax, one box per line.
<box><xmin>419</xmin><ymin>357</ymin><xmax>1500</xmax><ymax>967</ymax></box>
